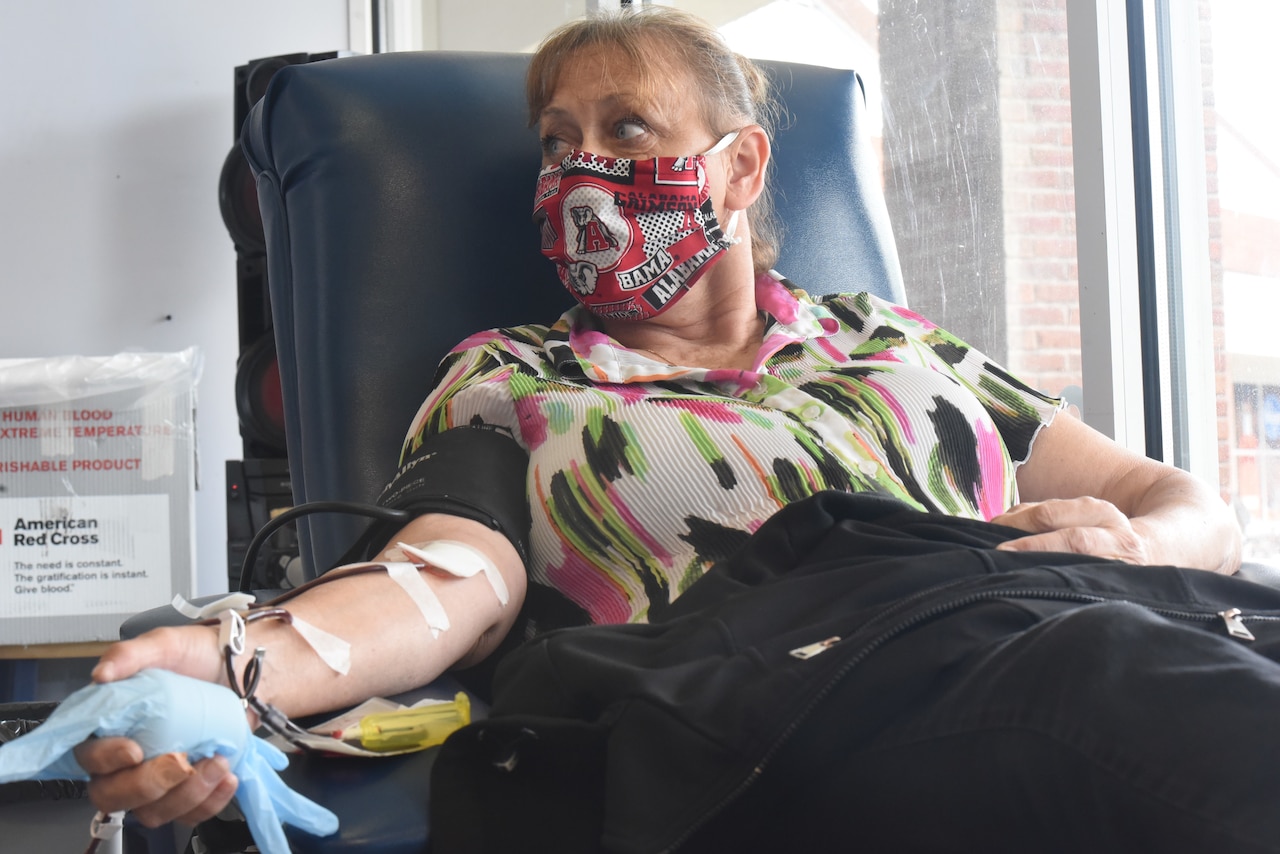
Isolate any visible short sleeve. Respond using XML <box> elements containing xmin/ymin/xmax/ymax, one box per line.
<box><xmin>858</xmin><ymin>293</ymin><xmax>1065</xmax><ymax>466</ymax></box>
<box><xmin>399</xmin><ymin>326</ymin><xmax>549</xmax><ymax>463</ymax></box>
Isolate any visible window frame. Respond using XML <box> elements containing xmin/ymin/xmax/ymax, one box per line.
<box><xmin>1066</xmin><ymin>0</ymin><xmax>1218</xmax><ymax>487</ymax></box>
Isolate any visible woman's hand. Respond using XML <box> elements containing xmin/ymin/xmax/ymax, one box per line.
<box><xmin>1011</xmin><ymin>412</ymin><xmax>1240</xmax><ymax>573</ymax></box>
<box><xmin>77</xmin><ymin>625</ymin><xmax>238</xmax><ymax>826</ymax></box>
<box><xmin>991</xmin><ymin>497</ymin><xmax>1151</xmax><ymax>564</ymax></box>
<box><xmin>73</xmin><ymin>740</ymin><xmax>237</xmax><ymax>827</ymax></box>
<box><xmin>91</xmin><ymin>624</ymin><xmax>225</xmax><ymax>686</ymax></box>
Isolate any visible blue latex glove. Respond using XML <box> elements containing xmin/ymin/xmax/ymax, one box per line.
<box><xmin>0</xmin><ymin>668</ymin><xmax>338</xmax><ymax>854</ymax></box>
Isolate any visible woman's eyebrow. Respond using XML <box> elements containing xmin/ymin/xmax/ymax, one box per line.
<box><xmin>541</xmin><ymin>92</ymin><xmax>648</xmax><ymax>119</ymax></box>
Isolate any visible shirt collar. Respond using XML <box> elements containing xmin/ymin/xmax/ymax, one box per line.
<box><xmin>545</xmin><ymin>271</ymin><xmax>839</xmax><ymax>384</ymax></box>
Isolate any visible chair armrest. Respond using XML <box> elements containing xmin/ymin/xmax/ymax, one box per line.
<box><xmin>1236</xmin><ymin>561</ymin><xmax>1280</xmax><ymax>588</ymax></box>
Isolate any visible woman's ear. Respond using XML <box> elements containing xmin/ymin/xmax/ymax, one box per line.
<box><xmin>723</xmin><ymin>124</ymin><xmax>770</xmax><ymax>212</ymax></box>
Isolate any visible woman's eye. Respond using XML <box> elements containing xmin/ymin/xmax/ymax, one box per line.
<box><xmin>615</xmin><ymin>120</ymin><xmax>647</xmax><ymax>141</ymax></box>
<box><xmin>540</xmin><ymin>135</ymin><xmax>567</xmax><ymax>157</ymax></box>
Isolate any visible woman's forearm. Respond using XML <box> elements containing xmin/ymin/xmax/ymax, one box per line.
<box><xmin>251</xmin><ymin>512</ymin><xmax>527</xmax><ymax>716</ymax></box>
<box><xmin>96</xmin><ymin>513</ymin><xmax>526</xmax><ymax>719</ymax></box>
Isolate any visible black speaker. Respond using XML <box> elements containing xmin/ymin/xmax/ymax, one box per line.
<box><xmin>226</xmin><ymin>458</ymin><xmax>300</xmax><ymax>591</ymax></box>
<box><xmin>220</xmin><ymin>51</ymin><xmax>338</xmax><ymax>460</ymax></box>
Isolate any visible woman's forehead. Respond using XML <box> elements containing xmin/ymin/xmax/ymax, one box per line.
<box><xmin>541</xmin><ymin>43</ymin><xmax>693</xmax><ymax>118</ymax></box>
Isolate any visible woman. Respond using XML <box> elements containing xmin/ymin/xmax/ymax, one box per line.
<box><xmin>76</xmin><ymin>5</ymin><xmax>1242</xmax><ymax>836</ymax></box>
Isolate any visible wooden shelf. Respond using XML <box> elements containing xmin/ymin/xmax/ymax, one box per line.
<box><xmin>0</xmin><ymin>642</ymin><xmax>110</xmax><ymax>660</ymax></box>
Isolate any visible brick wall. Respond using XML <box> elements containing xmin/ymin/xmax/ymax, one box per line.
<box><xmin>1198</xmin><ymin>0</ymin><xmax>1231</xmax><ymax>500</ymax></box>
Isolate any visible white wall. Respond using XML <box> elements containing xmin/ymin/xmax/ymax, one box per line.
<box><xmin>418</xmin><ymin>0</ymin><xmax>581</xmax><ymax>51</ymax></box>
<box><xmin>413</xmin><ymin>0</ymin><xmax>772</xmax><ymax>52</ymax></box>
<box><xmin>0</xmin><ymin>2</ymin><xmax>349</xmax><ymax>599</ymax></box>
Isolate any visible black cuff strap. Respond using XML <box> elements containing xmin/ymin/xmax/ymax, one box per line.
<box><xmin>368</xmin><ymin>425</ymin><xmax>531</xmax><ymax>564</ymax></box>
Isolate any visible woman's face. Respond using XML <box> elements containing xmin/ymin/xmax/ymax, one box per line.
<box><xmin>537</xmin><ymin>46</ymin><xmax>720</xmax><ymax>167</ymax></box>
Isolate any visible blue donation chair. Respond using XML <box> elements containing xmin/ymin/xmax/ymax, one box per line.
<box><xmin>202</xmin><ymin>50</ymin><xmax>902</xmax><ymax>853</ymax></box>
<box><xmin>245</xmin><ymin>51</ymin><xmax>904</xmax><ymax>579</ymax></box>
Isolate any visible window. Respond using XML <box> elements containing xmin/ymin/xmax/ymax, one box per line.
<box><xmin>1147</xmin><ymin>0</ymin><xmax>1280</xmax><ymax>563</ymax></box>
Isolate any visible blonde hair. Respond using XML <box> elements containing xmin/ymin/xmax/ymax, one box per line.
<box><xmin>527</xmin><ymin>6</ymin><xmax>782</xmax><ymax>274</ymax></box>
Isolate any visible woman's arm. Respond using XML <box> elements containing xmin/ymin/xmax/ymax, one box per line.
<box><xmin>76</xmin><ymin>512</ymin><xmax>526</xmax><ymax>826</ymax></box>
<box><xmin>993</xmin><ymin>411</ymin><xmax>1242</xmax><ymax>574</ymax></box>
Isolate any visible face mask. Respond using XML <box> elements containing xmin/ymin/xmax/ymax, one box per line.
<box><xmin>533</xmin><ymin>133</ymin><xmax>740</xmax><ymax>320</ymax></box>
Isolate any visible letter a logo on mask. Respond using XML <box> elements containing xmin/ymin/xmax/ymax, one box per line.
<box><xmin>571</xmin><ymin>206</ymin><xmax>619</xmax><ymax>254</ymax></box>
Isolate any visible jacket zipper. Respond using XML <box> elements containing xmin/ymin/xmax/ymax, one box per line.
<box><xmin>661</xmin><ymin>587</ymin><xmax>1280</xmax><ymax>853</ymax></box>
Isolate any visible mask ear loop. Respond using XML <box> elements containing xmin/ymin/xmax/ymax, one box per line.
<box><xmin>701</xmin><ymin>130</ymin><xmax>745</xmax><ymax>245</ymax></box>
<box><xmin>702</xmin><ymin>130</ymin><xmax>740</xmax><ymax>156</ymax></box>
<box><xmin>721</xmin><ymin>209</ymin><xmax>742</xmax><ymax>244</ymax></box>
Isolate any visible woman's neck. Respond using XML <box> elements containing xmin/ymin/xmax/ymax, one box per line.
<box><xmin>604</xmin><ymin>261</ymin><xmax>767</xmax><ymax>371</ymax></box>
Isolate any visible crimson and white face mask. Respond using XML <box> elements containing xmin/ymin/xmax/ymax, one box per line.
<box><xmin>533</xmin><ymin>133</ymin><xmax>740</xmax><ymax>320</ymax></box>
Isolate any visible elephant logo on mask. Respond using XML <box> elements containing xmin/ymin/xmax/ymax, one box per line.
<box><xmin>565</xmin><ymin>261</ymin><xmax>599</xmax><ymax>295</ymax></box>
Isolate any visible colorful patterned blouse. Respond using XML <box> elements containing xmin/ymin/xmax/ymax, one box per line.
<box><xmin>402</xmin><ymin>273</ymin><xmax>1063</xmax><ymax>629</ymax></box>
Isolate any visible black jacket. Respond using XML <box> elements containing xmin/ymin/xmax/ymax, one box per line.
<box><xmin>431</xmin><ymin>493</ymin><xmax>1280</xmax><ymax>853</ymax></box>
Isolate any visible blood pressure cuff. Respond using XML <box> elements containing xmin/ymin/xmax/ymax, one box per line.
<box><xmin>369</xmin><ymin>425</ymin><xmax>531</xmax><ymax>564</ymax></box>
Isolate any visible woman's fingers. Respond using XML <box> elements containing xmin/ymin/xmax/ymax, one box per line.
<box><xmin>995</xmin><ymin>528</ymin><xmax>1145</xmax><ymax>563</ymax></box>
<box><xmin>83</xmin><ymin>752</ymin><xmax>237</xmax><ymax>827</ymax></box>
<box><xmin>74</xmin><ymin>737</ymin><xmax>145</xmax><ymax>776</ymax></box>
<box><xmin>992</xmin><ymin>498</ymin><xmax>1148</xmax><ymax>564</ymax></box>
<box><xmin>130</xmin><ymin>756</ymin><xmax>238</xmax><ymax>828</ymax></box>
<box><xmin>82</xmin><ymin>752</ymin><xmax>195</xmax><ymax>815</ymax></box>
<box><xmin>991</xmin><ymin>497</ymin><xmax>1127</xmax><ymax>534</ymax></box>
